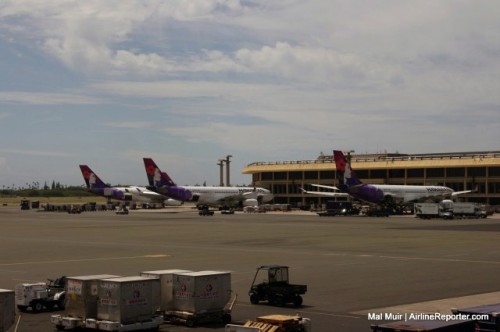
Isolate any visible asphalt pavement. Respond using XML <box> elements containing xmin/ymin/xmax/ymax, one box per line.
<box><xmin>1</xmin><ymin>206</ymin><xmax>499</xmax><ymax>332</ymax></box>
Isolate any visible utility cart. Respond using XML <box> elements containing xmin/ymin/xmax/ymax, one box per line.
<box><xmin>248</xmin><ymin>265</ymin><xmax>307</xmax><ymax>307</ymax></box>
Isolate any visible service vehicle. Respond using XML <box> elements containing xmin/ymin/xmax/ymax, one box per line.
<box><xmin>414</xmin><ymin>202</ymin><xmax>452</xmax><ymax>219</ymax></box>
<box><xmin>248</xmin><ymin>265</ymin><xmax>307</xmax><ymax>307</ymax></box>
<box><xmin>317</xmin><ymin>201</ymin><xmax>359</xmax><ymax>216</ymax></box>
<box><xmin>226</xmin><ymin>314</ymin><xmax>311</xmax><ymax>332</ymax></box>
<box><xmin>415</xmin><ymin>201</ymin><xmax>486</xmax><ymax>219</ymax></box>
<box><xmin>199</xmin><ymin>207</ymin><xmax>214</xmax><ymax>216</ymax></box>
<box><xmin>452</xmin><ymin>202</ymin><xmax>487</xmax><ymax>218</ymax></box>
<box><xmin>15</xmin><ymin>276</ymin><xmax>66</xmax><ymax>313</ymax></box>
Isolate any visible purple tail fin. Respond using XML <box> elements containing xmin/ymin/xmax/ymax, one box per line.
<box><xmin>79</xmin><ymin>165</ymin><xmax>109</xmax><ymax>189</ymax></box>
<box><xmin>333</xmin><ymin>150</ymin><xmax>362</xmax><ymax>187</ymax></box>
<box><xmin>143</xmin><ymin>158</ymin><xmax>176</xmax><ymax>187</ymax></box>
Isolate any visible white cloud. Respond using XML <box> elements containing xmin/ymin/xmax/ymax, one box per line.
<box><xmin>0</xmin><ymin>0</ymin><xmax>499</xmax><ymax>186</ymax></box>
<box><xmin>0</xmin><ymin>92</ymin><xmax>102</xmax><ymax>105</ymax></box>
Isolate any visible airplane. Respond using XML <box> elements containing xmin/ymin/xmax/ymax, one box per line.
<box><xmin>79</xmin><ymin>165</ymin><xmax>181</xmax><ymax>205</ymax></box>
<box><xmin>299</xmin><ymin>184</ymin><xmax>349</xmax><ymax>198</ymax></box>
<box><xmin>143</xmin><ymin>158</ymin><xmax>274</xmax><ymax>209</ymax></box>
<box><xmin>322</xmin><ymin>150</ymin><xmax>474</xmax><ymax>207</ymax></box>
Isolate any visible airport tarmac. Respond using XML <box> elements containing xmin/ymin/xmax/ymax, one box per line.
<box><xmin>1</xmin><ymin>206</ymin><xmax>500</xmax><ymax>331</ymax></box>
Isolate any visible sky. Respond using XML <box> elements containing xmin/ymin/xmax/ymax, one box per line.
<box><xmin>0</xmin><ymin>0</ymin><xmax>499</xmax><ymax>188</ymax></box>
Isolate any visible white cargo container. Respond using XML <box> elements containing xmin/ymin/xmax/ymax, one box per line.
<box><xmin>65</xmin><ymin>274</ymin><xmax>120</xmax><ymax>319</ymax></box>
<box><xmin>172</xmin><ymin>271</ymin><xmax>231</xmax><ymax>313</ymax></box>
<box><xmin>97</xmin><ymin>276</ymin><xmax>159</xmax><ymax>324</ymax></box>
<box><xmin>139</xmin><ymin>269</ymin><xmax>192</xmax><ymax>312</ymax></box>
<box><xmin>0</xmin><ymin>289</ymin><xmax>15</xmax><ymax>332</ymax></box>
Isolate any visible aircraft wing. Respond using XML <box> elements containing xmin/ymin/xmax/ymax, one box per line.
<box><xmin>300</xmin><ymin>188</ymin><xmax>349</xmax><ymax>197</ymax></box>
<box><xmin>310</xmin><ymin>184</ymin><xmax>340</xmax><ymax>190</ymax></box>
<box><xmin>451</xmin><ymin>189</ymin><xmax>474</xmax><ymax>197</ymax></box>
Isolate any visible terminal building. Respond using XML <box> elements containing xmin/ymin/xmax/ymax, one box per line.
<box><xmin>242</xmin><ymin>151</ymin><xmax>500</xmax><ymax>207</ymax></box>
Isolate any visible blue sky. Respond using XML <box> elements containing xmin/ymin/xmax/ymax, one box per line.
<box><xmin>1</xmin><ymin>0</ymin><xmax>499</xmax><ymax>188</ymax></box>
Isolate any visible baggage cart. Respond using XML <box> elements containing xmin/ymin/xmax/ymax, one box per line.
<box><xmin>452</xmin><ymin>303</ymin><xmax>500</xmax><ymax>331</ymax></box>
<box><xmin>164</xmin><ymin>292</ymin><xmax>236</xmax><ymax>327</ymax></box>
<box><xmin>370</xmin><ymin>320</ymin><xmax>475</xmax><ymax>331</ymax></box>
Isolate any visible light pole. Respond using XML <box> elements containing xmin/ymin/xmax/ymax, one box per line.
<box><xmin>217</xmin><ymin>159</ymin><xmax>225</xmax><ymax>186</ymax></box>
<box><xmin>225</xmin><ymin>155</ymin><xmax>232</xmax><ymax>187</ymax></box>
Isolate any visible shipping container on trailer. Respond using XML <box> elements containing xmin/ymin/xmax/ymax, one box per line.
<box><xmin>452</xmin><ymin>303</ymin><xmax>500</xmax><ymax>331</ymax></box>
<box><xmin>166</xmin><ymin>271</ymin><xmax>234</xmax><ymax>327</ymax></box>
<box><xmin>0</xmin><ymin>289</ymin><xmax>15</xmax><ymax>332</ymax></box>
<box><xmin>51</xmin><ymin>274</ymin><xmax>120</xmax><ymax>330</ymax></box>
<box><xmin>139</xmin><ymin>269</ymin><xmax>192</xmax><ymax>312</ymax></box>
<box><xmin>97</xmin><ymin>276</ymin><xmax>160</xmax><ymax>324</ymax></box>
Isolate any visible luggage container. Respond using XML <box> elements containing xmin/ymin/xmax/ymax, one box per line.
<box><xmin>166</xmin><ymin>271</ymin><xmax>235</xmax><ymax>326</ymax></box>
<box><xmin>452</xmin><ymin>303</ymin><xmax>500</xmax><ymax>331</ymax></box>
<box><xmin>97</xmin><ymin>276</ymin><xmax>160</xmax><ymax>324</ymax></box>
<box><xmin>139</xmin><ymin>269</ymin><xmax>192</xmax><ymax>312</ymax></box>
<box><xmin>0</xmin><ymin>289</ymin><xmax>15</xmax><ymax>332</ymax></box>
<box><xmin>51</xmin><ymin>274</ymin><xmax>119</xmax><ymax>330</ymax></box>
<box><xmin>370</xmin><ymin>320</ymin><xmax>476</xmax><ymax>331</ymax></box>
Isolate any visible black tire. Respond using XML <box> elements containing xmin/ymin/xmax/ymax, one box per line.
<box><xmin>186</xmin><ymin>318</ymin><xmax>195</xmax><ymax>327</ymax></box>
<box><xmin>273</xmin><ymin>296</ymin><xmax>285</xmax><ymax>307</ymax></box>
<box><xmin>222</xmin><ymin>313</ymin><xmax>232</xmax><ymax>324</ymax></box>
<box><xmin>293</xmin><ymin>295</ymin><xmax>303</xmax><ymax>307</ymax></box>
<box><xmin>250</xmin><ymin>293</ymin><xmax>259</xmax><ymax>304</ymax></box>
<box><xmin>57</xmin><ymin>295</ymin><xmax>65</xmax><ymax>310</ymax></box>
<box><xmin>17</xmin><ymin>305</ymin><xmax>28</xmax><ymax>312</ymax></box>
<box><xmin>56</xmin><ymin>324</ymin><xmax>65</xmax><ymax>331</ymax></box>
<box><xmin>32</xmin><ymin>301</ymin><xmax>43</xmax><ymax>313</ymax></box>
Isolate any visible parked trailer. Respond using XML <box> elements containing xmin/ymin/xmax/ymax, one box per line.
<box><xmin>452</xmin><ymin>303</ymin><xmax>500</xmax><ymax>331</ymax></box>
<box><xmin>165</xmin><ymin>271</ymin><xmax>234</xmax><ymax>327</ymax></box>
<box><xmin>0</xmin><ymin>289</ymin><xmax>15</xmax><ymax>332</ymax></box>
<box><xmin>51</xmin><ymin>274</ymin><xmax>119</xmax><ymax>330</ymax></box>
<box><xmin>371</xmin><ymin>320</ymin><xmax>476</xmax><ymax>331</ymax></box>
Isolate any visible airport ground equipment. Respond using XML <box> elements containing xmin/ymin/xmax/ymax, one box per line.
<box><xmin>139</xmin><ymin>269</ymin><xmax>192</xmax><ymax>312</ymax></box>
<box><xmin>0</xmin><ymin>289</ymin><xmax>15</xmax><ymax>332</ymax></box>
<box><xmin>221</xmin><ymin>208</ymin><xmax>235</xmax><ymax>214</ymax></box>
<box><xmin>414</xmin><ymin>203</ymin><xmax>453</xmax><ymax>219</ymax></box>
<box><xmin>317</xmin><ymin>201</ymin><xmax>359</xmax><ymax>216</ymax></box>
<box><xmin>52</xmin><ymin>276</ymin><xmax>163</xmax><ymax>331</ymax></box>
<box><xmin>249</xmin><ymin>265</ymin><xmax>307</xmax><ymax>307</ymax></box>
<box><xmin>370</xmin><ymin>319</ymin><xmax>475</xmax><ymax>331</ymax></box>
<box><xmin>115</xmin><ymin>206</ymin><xmax>129</xmax><ymax>215</ymax></box>
<box><xmin>452</xmin><ymin>202</ymin><xmax>487</xmax><ymax>218</ymax></box>
<box><xmin>226</xmin><ymin>314</ymin><xmax>311</xmax><ymax>332</ymax></box>
<box><xmin>199</xmin><ymin>207</ymin><xmax>214</xmax><ymax>216</ymax></box>
<box><xmin>452</xmin><ymin>303</ymin><xmax>500</xmax><ymax>331</ymax></box>
<box><xmin>164</xmin><ymin>271</ymin><xmax>234</xmax><ymax>327</ymax></box>
<box><xmin>415</xmin><ymin>202</ymin><xmax>486</xmax><ymax>219</ymax></box>
<box><xmin>15</xmin><ymin>276</ymin><xmax>66</xmax><ymax>313</ymax></box>
<box><xmin>50</xmin><ymin>274</ymin><xmax>119</xmax><ymax>330</ymax></box>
